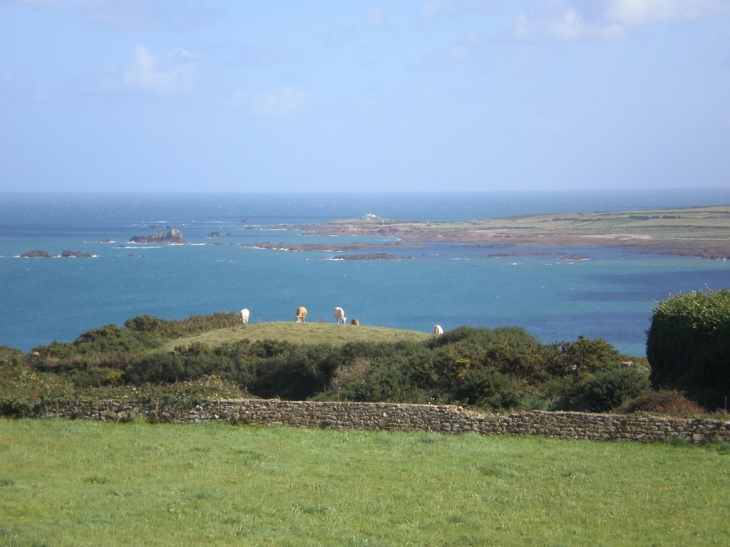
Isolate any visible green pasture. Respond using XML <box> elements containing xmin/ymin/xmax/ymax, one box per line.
<box><xmin>330</xmin><ymin>206</ymin><xmax>730</xmax><ymax>239</ymax></box>
<box><xmin>1</xmin><ymin>420</ymin><xmax>729</xmax><ymax>546</ymax></box>
<box><xmin>162</xmin><ymin>322</ymin><xmax>430</xmax><ymax>352</ymax></box>
<box><xmin>429</xmin><ymin>206</ymin><xmax>730</xmax><ymax>238</ymax></box>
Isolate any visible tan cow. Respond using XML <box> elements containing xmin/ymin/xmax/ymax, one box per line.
<box><xmin>295</xmin><ymin>306</ymin><xmax>308</xmax><ymax>323</ymax></box>
<box><xmin>350</xmin><ymin>318</ymin><xmax>360</xmax><ymax>326</ymax></box>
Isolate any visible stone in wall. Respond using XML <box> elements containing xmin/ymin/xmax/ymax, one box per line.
<box><xmin>29</xmin><ymin>399</ymin><xmax>730</xmax><ymax>445</ymax></box>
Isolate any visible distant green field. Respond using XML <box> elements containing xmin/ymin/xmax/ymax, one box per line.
<box><xmin>330</xmin><ymin>206</ymin><xmax>730</xmax><ymax>239</ymax></box>
<box><xmin>1</xmin><ymin>420</ymin><xmax>728</xmax><ymax>546</ymax></box>
<box><xmin>163</xmin><ymin>321</ymin><xmax>430</xmax><ymax>352</ymax></box>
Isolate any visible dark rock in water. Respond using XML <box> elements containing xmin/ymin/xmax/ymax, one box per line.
<box><xmin>207</xmin><ymin>231</ymin><xmax>220</xmax><ymax>238</ymax></box>
<box><xmin>336</xmin><ymin>253</ymin><xmax>397</xmax><ymax>261</ymax></box>
<box><xmin>129</xmin><ymin>228</ymin><xmax>186</xmax><ymax>244</ymax></box>
<box><xmin>98</xmin><ymin>238</ymin><xmax>113</xmax><ymax>243</ymax></box>
<box><xmin>20</xmin><ymin>249</ymin><xmax>53</xmax><ymax>258</ymax></box>
<box><xmin>61</xmin><ymin>250</ymin><xmax>91</xmax><ymax>258</ymax></box>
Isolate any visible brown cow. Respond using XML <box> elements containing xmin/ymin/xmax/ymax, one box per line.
<box><xmin>295</xmin><ymin>306</ymin><xmax>308</xmax><ymax>323</ymax></box>
<box><xmin>350</xmin><ymin>318</ymin><xmax>359</xmax><ymax>326</ymax></box>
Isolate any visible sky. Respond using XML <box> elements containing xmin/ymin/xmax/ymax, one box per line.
<box><xmin>0</xmin><ymin>0</ymin><xmax>729</xmax><ymax>193</ymax></box>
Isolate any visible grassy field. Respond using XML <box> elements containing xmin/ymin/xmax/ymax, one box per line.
<box><xmin>162</xmin><ymin>322</ymin><xmax>430</xmax><ymax>352</ymax></box>
<box><xmin>323</xmin><ymin>206</ymin><xmax>730</xmax><ymax>239</ymax></box>
<box><xmin>301</xmin><ymin>207</ymin><xmax>730</xmax><ymax>258</ymax></box>
<box><xmin>1</xmin><ymin>420</ymin><xmax>729</xmax><ymax>546</ymax></box>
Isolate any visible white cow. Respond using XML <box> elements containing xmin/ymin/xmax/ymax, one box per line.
<box><xmin>240</xmin><ymin>308</ymin><xmax>250</xmax><ymax>325</ymax></box>
<box><xmin>334</xmin><ymin>307</ymin><xmax>346</xmax><ymax>325</ymax></box>
<box><xmin>433</xmin><ymin>324</ymin><xmax>443</xmax><ymax>337</ymax></box>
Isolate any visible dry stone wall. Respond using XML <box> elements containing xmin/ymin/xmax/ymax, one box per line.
<box><xmin>34</xmin><ymin>399</ymin><xmax>730</xmax><ymax>444</ymax></box>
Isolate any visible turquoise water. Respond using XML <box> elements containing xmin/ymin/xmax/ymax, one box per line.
<box><xmin>2</xmin><ymin>191</ymin><xmax>730</xmax><ymax>355</ymax></box>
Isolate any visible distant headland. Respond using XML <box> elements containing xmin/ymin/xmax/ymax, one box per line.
<box><xmin>281</xmin><ymin>206</ymin><xmax>730</xmax><ymax>259</ymax></box>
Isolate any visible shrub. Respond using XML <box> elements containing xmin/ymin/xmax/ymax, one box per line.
<box><xmin>647</xmin><ymin>288</ymin><xmax>730</xmax><ymax>409</ymax></box>
<box><xmin>124</xmin><ymin>312</ymin><xmax>240</xmax><ymax>339</ymax></box>
<box><xmin>545</xmin><ymin>335</ymin><xmax>623</xmax><ymax>376</ymax></box>
<box><xmin>562</xmin><ymin>368</ymin><xmax>651</xmax><ymax>412</ymax></box>
<box><xmin>621</xmin><ymin>390</ymin><xmax>704</xmax><ymax>417</ymax></box>
<box><xmin>0</xmin><ymin>397</ymin><xmax>39</xmax><ymax>418</ymax></box>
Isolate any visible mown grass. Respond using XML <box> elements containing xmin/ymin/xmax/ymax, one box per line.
<box><xmin>162</xmin><ymin>322</ymin><xmax>430</xmax><ymax>352</ymax></box>
<box><xmin>1</xmin><ymin>420</ymin><xmax>729</xmax><ymax>546</ymax></box>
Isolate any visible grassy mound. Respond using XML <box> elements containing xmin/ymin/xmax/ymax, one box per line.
<box><xmin>161</xmin><ymin>321</ymin><xmax>429</xmax><ymax>351</ymax></box>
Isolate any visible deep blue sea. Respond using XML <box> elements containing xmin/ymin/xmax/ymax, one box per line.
<box><xmin>2</xmin><ymin>190</ymin><xmax>730</xmax><ymax>356</ymax></box>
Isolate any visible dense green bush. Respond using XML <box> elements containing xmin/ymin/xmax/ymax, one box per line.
<box><xmin>647</xmin><ymin>288</ymin><xmax>730</xmax><ymax>409</ymax></box>
<box><xmin>124</xmin><ymin>312</ymin><xmax>240</xmax><ymax>339</ymax></box>
<box><xmin>27</xmin><ymin>313</ymin><xmax>242</xmax><ymax>374</ymax></box>
<box><xmin>562</xmin><ymin>368</ymin><xmax>651</xmax><ymax>413</ymax></box>
<box><xmin>13</xmin><ymin>316</ymin><xmax>650</xmax><ymax>412</ymax></box>
<box><xmin>544</xmin><ymin>335</ymin><xmax>623</xmax><ymax>376</ymax></box>
<box><xmin>29</xmin><ymin>325</ymin><xmax>160</xmax><ymax>371</ymax></box>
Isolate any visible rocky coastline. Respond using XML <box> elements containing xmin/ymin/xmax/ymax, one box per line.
<box><xmin>242</xmin><ymin>241</ymin><xmax>410</xmax><ymax>252</ymax></box>
<box><xmin>292</xmin><ymin>222</ymin><xmax>730</xmax><ymax>259</ymax></box>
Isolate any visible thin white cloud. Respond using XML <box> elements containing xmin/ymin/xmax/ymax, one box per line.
<box><xmin>123</xmin><ymin>45</ymin><xmax>196</xmax><ymax>95</ymax></box>
<box><xmin>419</xmin><ymin>0</ymin><xmax>500</xmax><ymax>25</ymax></box>
<box><xmin>238</xmin><ymin>44</ymin><xmax>293</xmax><ymax>67</ymax></box>
<box><xmin>514</xmin><ymin>2</ymin><xmax>625</xmax><ymax>42</ymax></box>
<box><xmin>4</xmin><ymin>0</ymin><xmax>159</xmax><ymax>29</ymax></box>
<box><xmin>512</xmin><ymin>0</ymin><xmax>730</xmax><ymax>42</ymax></box>
<box><xmin>364</xmin><ymin>8</ymin><xmax>389</xmax><ymax>29</ymax></box>
<box><xmin>2</xmin><ymin>0</ymin><xmax>221</xmax><ymax>30</ymax></box>
<box><xmin>605</xmin><ymin>0</ymin><xmax>729</xmax><ymax>26</ymax></box>
<box><xmin>249</xmin><ymin>86</ymin><xmax>312</xmax><ymax>117</ymax></box>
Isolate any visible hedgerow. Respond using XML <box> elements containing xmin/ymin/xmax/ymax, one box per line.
<box><xmin>647</xmin><ymin>287</ymin><xmax>730</xmax><ymax>409</ymax></box>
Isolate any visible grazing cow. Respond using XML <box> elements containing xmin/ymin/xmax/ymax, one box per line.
<box><xmin>240</xmin><ymin>308</ymin><xmax>250</xmax><ymax>325</ymax></box>
<box><xmin>295</xmin><ymin>306</ymin><xmax>308</xmax><ymax>323</ymax></box>
<box><xmin>350</xmin><ymin>318</ymin><xmax>359</xmax><ymax>326</ymax></box>
<box><xmin>433</xmin><ymin>324</ymin><xmax>443</xmax><ymax>337</ymax></box>
<box><xmin>334</xmin><ymin>307</ymin><xmax>346</xmax><ymax>325</ymax></box>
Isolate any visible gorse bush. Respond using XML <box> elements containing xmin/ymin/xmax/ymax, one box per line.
<box><xmin>27</xmin><ymin>313</ymin><xmax>240</xmax><ymax>373</ymax></box>
<box><xmin>5</xmin><ymin>314</ymin><xmax>656</xmax><ymax>413</ymax></box>
<box><xmin>621</xmin><ymin>389</ymin><xmax>705</xmax><ymax>417</ymax></box>
<box><xmin>124</xmin><ymin>313</ymin><xmax>240</xmax><ymax>339</ymax></box>
<box><xmin>563</xmin><ymin>368</ymin><xmax>651</xmax><ymax>413</ymax></box>
<box><xmin>29</xmin><ymin>325</ymin><xmax>160</xmax><ymax>372</ymax></box>
<box><xmin>647</xmin><ymin>287</ymin><xmax>730</xmax><ymax>409</ymax></box>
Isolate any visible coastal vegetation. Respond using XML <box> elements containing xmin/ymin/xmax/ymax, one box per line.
<box><xmin>1</xmin><ymin>420</ymin><xmax>729</xmax><ymax>546</ymax></box>
<box><xmin>7</xmin><ymin>283</ymin><xmax>730</xmax><ymax>416</ymax></box>
<box><xmin>647</xmin><ymin>287</ymin><xmax>730</xmax><ymax>409</ymax></box>
<box><xmin>1</xmin><ymin>311</ymin><xmax>712</xmax><ymax>417</ymax></box>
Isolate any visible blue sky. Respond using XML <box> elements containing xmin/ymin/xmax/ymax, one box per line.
<box><xmin>1</xmin><ymin>0</ymin><xmax>729</xmax><ymax>192</ymax></box>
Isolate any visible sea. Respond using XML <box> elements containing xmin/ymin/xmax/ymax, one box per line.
<box><xmin>2</xmin><ymin>190</ymin><xmax>730</xmax><ymax>356</ymax></box>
